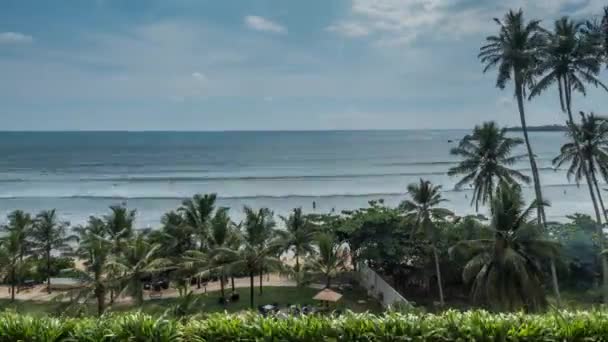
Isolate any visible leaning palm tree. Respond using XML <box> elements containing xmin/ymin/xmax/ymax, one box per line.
<box><xmin>302</xmin><ymin>233</ymin><xmax>347</xmax><ymax>288</ymax></box>
<box><xmin>280</xmin><ymin>208</ymin><xmax>316</xmax><ymax>284</ymax></box>
<box><xmin>448</xmin><ymin>121</ymin><xmax>530</xmax><ymax>211</ymax></box>
<box><xmin>179</xmin><ymin>193</ymin><xmax>217</xmax><ymax>251</ymax></box>
<box><xmin>554</xmin><ymin>113</ymin><xmax>608</xmax><ymax>220</ymax></box>
<box><xmin>400</xmin><ymin>179</ymin><xmax>453</xmax><ymax>306</ymax></box>
<box><xmin>479</xmin><ymin>9</ymin><xmax>547</xmax><ymax>225</ymax></box>
<box><xmin>31</xmin><ymin>209</ymin><xmax>76</xmax><ymax>293</ymax></box>
<box><xmin>449</xmin><ymin>183</ymin><xmax>558</xmax><ymax>312</ymax></box>
<box><xmin>530</xmin><ymin>16</ymin><xmax>608</xmax><ymax>225</ymax></box>
<box><xmin>107</xmin><ymin>234</ymin><xmax>171</xmax><ymax>306</ymax></box>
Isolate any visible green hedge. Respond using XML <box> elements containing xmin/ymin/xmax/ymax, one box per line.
<box><xmin>1</xmin><ymin>310</ymin><xmax>608</xmax><ymax>341</ymax></box>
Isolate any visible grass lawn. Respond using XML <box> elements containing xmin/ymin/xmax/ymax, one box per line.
<box><xmin>0</xmin><ymin>286</ymin><xmax>382</xmax><ymax>316</ymax></box>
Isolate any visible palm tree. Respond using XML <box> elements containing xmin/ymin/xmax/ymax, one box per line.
<box><xmin>104</xmin><ymin>205</ymin><xmax>136</xmax><ymax>252</ymax></box>
<box><xmin>31</xmin><ymin>209</ymin><xmax>76</xmax><ymax>293</ymax></box>
<box><xmin>179</xmin><ymin>193</ymin><xmax>217</xmax><ymax>251</ymax></box>
<box><xmin>449</xmin><ymin>183</ymin><xmax>558</xmax><ymax>312</ymax></box>
<box><xmin>207</xmin><ymin>207</ymin><xmax>239</xmax><ymax>299</ymax></box>
<box><xmin>147</xmin><ymin>211</ymin><xmax>196</xmax><ymax>258</ymax></box>
<box><xmin>72</xmin><ymin>217</ymin><xmax>113</xmax><ymax>315</ymax></box>
<box><xmin>303</xmin><ymin>233</ymin><xmax>347</xmax><ymax>288</ymax></box>
<box><xmin>280</xmin><ymin>208</ymin><xmax>316</xmax><ymax>283</ymax></box>
<box><xmin>220</xmin><ymin>207</ymin><xmax>283</xmax><ymax>309</ymax></box>
<box><xmin>242</xmin><ymin>206</ymin><xmax>278</xmax><ymax>295</ymax></box>
<box><xmin>554</xmin><ymin>113</ymin><xmax>608</xmax><ymax>220</ymax></box>
<box><xmin>2</xmin><ymin>210</ymin><xmax>33</xmax><ymax>296</ymax></box>
<box><xmin>479</xmin><ymin>9</ymin><xmax>547</xmax><ymax>226</ymax></box>
<box><xmin>107</xmin><ymin>234</ymin><xmax>170</xmax><ymax>306</ymax></box>
<box><xmin>0</xmin><ymin>229</ymin><xmax>26</xmax><ymax>301</ymax></box>
<box><xmin>103</xmin><ymin>205</ymin><xmax>136</xmax><ymax>303</ymax></box>
<box><xmin>448</xmin><ymin>121</ymin><xmax>530</xmax><ymax>211</ymax></box>
<box><xmin>530</xmin><ymin>16</ymin><xmax>608</xmax><ymax>224</ymax></box>
<box><xmin>400</xmin><ymin>179</ymin><xmax>453</xmax><ymax>306</ymax></box>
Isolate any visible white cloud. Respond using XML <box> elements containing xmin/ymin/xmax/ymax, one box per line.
<box><xmin>192</xmin><ymin>72</ymin><xmax>207</xmax><ymax>81</ymax></box>
<box><xmin>329</xmin><ymin>0</ymin><xmax>607</xmax><ymax>46</ymax></box>
<box><xmin>0</xmin><ymin>32</ymin><xmax>33</xmax><ymax>44</ymax></box>
<box><xmin>244</xmin><ymin>15</ymin><xmax>287</xmax><ymax>34</ymax></box>
<box><xmin>326</xmin><ymin>22</ymin><xmax>370</xmax><ymax>37</ymax></box>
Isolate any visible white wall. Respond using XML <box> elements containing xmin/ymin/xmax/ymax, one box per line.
<box><xmin>358</xmin><ymin>263</ymin><xmax>409</xmax><ymax>308</ymax></box>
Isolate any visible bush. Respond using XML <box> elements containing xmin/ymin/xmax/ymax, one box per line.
<box><xmin>2</xmin><ymin>310</ymin><xmax>608</xmax><ymax>340</ymax></box>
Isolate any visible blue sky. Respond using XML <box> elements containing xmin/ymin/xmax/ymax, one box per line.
<box><xmin>1</xmin><ymin>0</ymin><xmax>608</xmax><ymax>130</ymax></box>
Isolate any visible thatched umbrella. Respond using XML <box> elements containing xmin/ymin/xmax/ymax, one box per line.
<box><xmin>313</xmin><ymin>288</ymin><xmax>342</xmax><ymax>308</ymax></box>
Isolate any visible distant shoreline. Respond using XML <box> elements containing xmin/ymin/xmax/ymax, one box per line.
<box><xmin>505</xmin><ymin>125</ymin><xmax>567</xmax><ymax>132</ymax></box>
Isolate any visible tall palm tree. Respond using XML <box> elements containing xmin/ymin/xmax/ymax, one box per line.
<box><xmin>103</xmin><ymin>205</ymin><xmax>136</xmax><ymax>303</ymax></box>
<box><xmin>220</xmin><ymin>207</ymin><xmax>283</xmax><ymax>309</ymax></box>
<box><xmin>280</xmin><ymin>208</ymin><xmax>316</xmax><ymax>283</ymax></box>
<box><xmin>72</xmin><ymin>217</ymin><xmax>113</xmax><ymax>315</ymax></box>
<box><xmin>207</xmin><ymin>207</ymin><xmax>239</xmax><ymax>299</ymax></box>
<box><xmin>31</xmin><ymin>209</ymin><xmax>76</xmax><ymax>293</ymax></box>
<box><xmin>2</xmin><ymin>210</ymin><xmax>33</xmax><ymax>296</ymax></box>
<box><xmin>303</xmin><ymin>233</ymin><xmax>347</xmax><ymax>288</ymax></box>
<box><xmin>107</xmin><ymin>234</ymin><xmax>170</xmax><ymax>306</ymax></box>
<box><xmin>530</xmin><ymin>16</ymin><xmax>608</xmax><ymax>224</ymax></box>
<box><xmin>179</xmin><ymin>193</ymin><xmax>217</xmax><ymax>251</ymax></box>
<box><xmin>0</xmin><ymin>229</ymin><xmax>26</xmax><ymax>301</ymax></box>
<box><xmin>554</xmin><ymin>113</ymin><xmax>608</xmax><ymax>220</ymax></box>
<box><xmin>147</xmin><ymin>211</ymin><xmax>196</xmax><ymax>258</ymax></box>
<box><xmin>448</xmin><ymin>121</ymin><xmax>530</xmax><ymax>211</ymax></box>
<box><xmin>242</xmin><ymin>206</ymin><xmax>277</xmax><ymax>295</ymax></box>
<box><xmin>400</xmin><ymin>179</ymin><xmax>453</xmax><ymax>306</ymax></box>
<box><xmin>449</xmin><ymin>183</ymin><xmax>558</xmax><ymax>312</ymax></box>
<box><xmin>479</xmin><ymin>9</ymin><xmax>547</xmax><ymax>225</ymax></box>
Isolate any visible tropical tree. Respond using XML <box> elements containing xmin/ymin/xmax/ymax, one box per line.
<box><xmin>280</xmin><ymin>208</ymin><xmax>316</xmax><ymax>284</ymax></box>
<box><xmin>103</xmin><ymin>205</ymin><xmax>136</xmax><ymax>303</ymax></box>
<box><xmin>449</xmin><ymin>183</ymin><xmax>558</xmax><ymax>312</ymax></box>
<box><xmin>242</xmin><ymin>206</ymin><xmax>278</xmax><ymax>295</ymax></box>
<box><xmin>220</xmin><ymin>207</ymin><xmax>283</xmax><ymax>309</ymax></box>
<box><xmin>207</xmin><ymin>207</ymin><xmax>239</xmax><ymax>299</ymax></box>
<box><xmin>107</xmin><ymin>234</ymin><xmax>170</xmax><ymax>306</ymax></box>
<box><xmin>179</xmin><ymin>193</ymin><xmax>217</xmax><ymax>251</ymax></box>
<box><xmin>147</xmin><ymin>211</ymin><xmax>196</xmax><ymax>258</ymax></box>
<box><xmin>71</xmin><ymin>217</ymin><xmax>113</xmax><ymax>315</ymax></box>
<box><xmin>448</xmin><ymin>121</ymin><xmax>530</xmax><ymax>211</ymax></box>
<box><xmin>2</xmin><ymin>210</ymin><xmax>33</xmax><ymax>296</ymax></box>
<box><xmin>554</xmin><ymin>113</ymin><xmax>608</xmax><ymax>216</ymax></box>
<box><xmin>400</xmin><ymin>179</ymin><xmax>453</xmax><ymax>306</ymax></box>
<box><xmin>303</xmin><ymin>233</ymin><xmax>347</xmax><ymax>288</ymax></box>
<box><xmin>479</xmin><ymin>9</ymin><xmax>547</xmax><ymax>226</ymax></box>
<box><xmin>0</xmin><ymin>229</ymin><xmax>26</xmax><ymax>301</ymax></box>
<box><xmin>530</xmin><ymin>16</ymin><xmax>608</xmax><ymax>224</ymax></box>
<box><xmin>31</xmin><ymin>209</ymin><xmax>75</xmax><ymax>293</ymax></box>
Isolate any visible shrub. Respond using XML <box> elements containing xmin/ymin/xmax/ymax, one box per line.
<box><xmin>1</xmin><ymin>310</ymin><xmax>608</xmax><ymax>340</ymax></box>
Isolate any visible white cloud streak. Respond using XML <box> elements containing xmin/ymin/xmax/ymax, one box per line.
<box><xmin>0</xmin><ymin>32</ymin><xmax>33</xmax><ymax>44</ymax></box>
<box><xmin>244</xmin><ymin>15</ymin><xmax>287</xmax><ymax>34</ymax></box>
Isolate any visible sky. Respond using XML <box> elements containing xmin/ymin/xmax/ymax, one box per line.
<box><xmin>2</xmin><ymin>0</ymin><xmax>608</xmax><ymax>131</ymax></box>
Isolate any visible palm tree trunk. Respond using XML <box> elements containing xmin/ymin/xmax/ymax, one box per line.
<box><xmin>432</xmin><ymin>244</ymin><xmax>444</xmax><ymax>306</ymax></box>
<box><xmin>249</xmin><ymin>272</ymin><xmax>255</xmax><ymax>309</ymax></box>
<box><xmin>589</xmin><ymin>160</ymin><xmax>608</xmax><ymax>222</ymax></box>
<box><xmin>10</xmin><ymin>265</ymin><xmax>15</xmax><ymax>302</ymax></box>
<box><xmin>95</xmin><ymin>286</ymin><xmax>105</xmax><ymax>316</ymax></box>
<box><xmin>259</xmin><ymin>271</ymin><xmax>263</xmax><ymax>295</ymax></box>
<box><xmin>231</xmin><ymin>276</ymin><xmax>235</xmax><ymax>293</ymax></box>
<box><xmin>515</xmin><ymin>75</ymin><xmax>561</xmax><ymax>304</ymax></box>
<box><xmin>46</xmin><ymin>249</ymin><xmax>52</xmax><ymax>294</ymax></box>
<box><xmin>326</xmin><ymin>274</ymin><xmax>331</xmax><ymax>288</ymax></box>
<box><xmin>220</xmin><ymin>275</ymin><xmax>225</xmax><ymax>299</ymax></box>
<box><xmin>563</xmin><ymin>75</ymin><xmax>607</xmax><ymax>303</ymax></box>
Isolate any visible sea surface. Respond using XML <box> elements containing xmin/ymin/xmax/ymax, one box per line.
<box><xmin>0</xmin><ymin>130</ymin><xmax>595</xmax><ymax>227</ymax></box>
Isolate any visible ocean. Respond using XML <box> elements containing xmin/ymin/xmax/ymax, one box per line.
<box><xmin>0</xmin><ymin>130</ymin><xmax>595</xmax><ymax>227</ymax></box>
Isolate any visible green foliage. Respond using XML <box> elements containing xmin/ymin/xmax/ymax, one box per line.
<box><xmin>3</xmin><ymin>310</ymin><xmax>608</xmax><ymax>340</ymax></box>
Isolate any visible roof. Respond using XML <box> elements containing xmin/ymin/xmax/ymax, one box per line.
<box><xmin>313</xmin><ymin>288</ymin><xmax>343</xmax><ymax>302</ymax></box>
